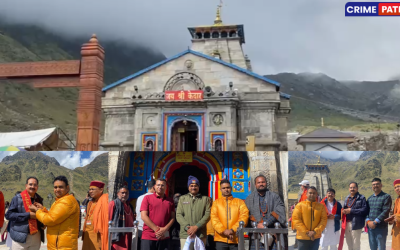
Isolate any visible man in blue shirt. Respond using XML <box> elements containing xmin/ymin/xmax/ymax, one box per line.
<box><xmin>366</xmin><ymin>178</ymin><xmax>392</xmax><ymax>250</ymax></box>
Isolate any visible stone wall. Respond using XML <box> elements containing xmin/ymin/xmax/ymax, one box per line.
<box><xmin>288</xmin><ymin>130</ymin><xmax>400</xmax><ymax>151</ymax></box>
<box><xmin>302</xmin><ymin>169</ymin><xmax>331</xmax><ymax>196</ymax></box>
<box><xmin>191</xmin><ymin>38</ymin><xmax>247</xmax><ymax>69</ymax></box>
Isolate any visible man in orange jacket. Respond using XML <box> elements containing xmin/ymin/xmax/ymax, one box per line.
<box><xmin>292</xmin><ymin>186</ymin><xmax>327</xmax><ymax>250</ymax></box>
<box><xmin>210</xmin><ymin>179</ymin><xmax>249</xmax><ymax>250</ymax></box>
<box><xmin>30</xmin><ymin>176</ymin><xmax>80</xmax><ymax>250</ymax></box>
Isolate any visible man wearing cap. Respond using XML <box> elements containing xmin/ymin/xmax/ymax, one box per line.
<box><xmin>387</xmin><ymin>179</ymin><xmax>400</xmax><ymax>250</ymax></box>
<box><xmin>292</xmin><ymin>180</ymin><xmax>310</xmax><ymax>248</ymax></box>
<box><xmin>82</xmin><ymin>181</ymin><xmax>109</xmax><ymax>250</ymax></box>
<box><xmin>176</xmin><ymin>175</ymin><xmax>211</xmax><ymax>247</ymax></box>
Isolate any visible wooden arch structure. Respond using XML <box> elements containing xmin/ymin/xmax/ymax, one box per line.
<box><xmin>0</xmin><ymin>35</ymin><xmax>104</xmax><ymax>151</ymax></box>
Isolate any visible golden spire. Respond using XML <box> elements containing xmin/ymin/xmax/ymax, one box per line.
<box><xmin>317</xmin><ymin>155</ymin><xmax>320</xmax><ymax>164</ymax></box>
<box><xmin>214</xmin><ymin>3</ymin><xmax>223</xmax><ymax>26</ymax></box>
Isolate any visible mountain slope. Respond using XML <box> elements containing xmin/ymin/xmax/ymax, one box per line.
<box><xmin>0</xmin><ymin>152</ymin><xmax>109</xmax><ymax>203</ymax></box>
<box><xmin>267</xmin><ymin>73</ymin><xmax>400</xmax><ymax>129</ymax></box>
<box><xmin>289</xmin><ymin>151</ymin><xmax>400</xmax><ymax>200</ymax></box>
<box><xmin>0</xmin><ymin>19</ymin><xmax>166</xmax><ymax>135</ymax></box>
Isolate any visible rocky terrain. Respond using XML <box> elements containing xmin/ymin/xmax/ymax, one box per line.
<box><xmin>267</xmin><ymin>73</ymin><xmax>400</xmax><ymax>130</ymax></box>
<box><xmin>289</xmin><ymin>151</ymin><xmax>400</xmax><ymax>200</ymax></box>
<box><xmin>0</xmin><ymin>17</ymin><xmax>398</xmax><ymax>136</ymax></box>
<box><xmin>0</xmin><ymin>152</ymin><xmax>109</xmax><ymax>203</ymax></box>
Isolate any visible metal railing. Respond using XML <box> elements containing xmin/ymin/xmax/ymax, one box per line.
<box><xmin>107</xmin><ymin>220</ymin><xmax>139</xmax><ymax>250</ymax></box>
<box><xmin>237</xmin><ymin>221</ymin><xmax>288</xmax><ymax>250</ymax></box>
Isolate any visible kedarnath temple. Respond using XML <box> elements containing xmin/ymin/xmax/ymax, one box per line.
<box><xmin>108</xmin><ymin>151</ymin><xmax>289</xmax><ymax>216</ymax></box>
<box><xmin>101</xmin><ymin>6</ymin><xmax>291</xmax><ymax>152</ymax></box>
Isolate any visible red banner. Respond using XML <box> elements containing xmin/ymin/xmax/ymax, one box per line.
<box><xmin>165</xmin><ymin>90</ymin><xmax>203</xmax><ymax>101</ymax></box>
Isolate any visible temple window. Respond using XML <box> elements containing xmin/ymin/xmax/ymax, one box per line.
<box><xmin>212</xmin><ymin>31</ymin><xmax>219</xmax><ymax>38</ymax></box>
<box><xmin>196</xmin><ymin>32</ymin><xmax>203</xmax><ymax>39</ymax></box>
<box><xmin>204</xmin><ymin>32</ymin><xmax>211</xmax><ymax>38</ymax></box>
<box><xmin>221</xmin><ymin>31</ymin><xmax>228</xmax><ymax>38</ymax></box>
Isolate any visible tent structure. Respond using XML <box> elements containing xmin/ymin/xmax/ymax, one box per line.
<box><xmin>0</xmin><ymin>127</ymin><xmax>72</xmax><ymax>151</ymax></box>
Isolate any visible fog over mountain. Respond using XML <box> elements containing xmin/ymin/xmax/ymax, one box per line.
<box><xmin>0</xmin><ymin>0</ymin><xmax>398</xmax><ymax>81</ymax></box>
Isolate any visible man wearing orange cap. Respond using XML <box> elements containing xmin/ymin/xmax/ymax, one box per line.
<box><xmin>385</xmin><ymin>179</ymin><xmax>400</xmax><ymax>250</ymax></box>
<box><xmin>82</xmin><ymin>181</ymin><xmax>109</xmax><ymax>250</ymax></box>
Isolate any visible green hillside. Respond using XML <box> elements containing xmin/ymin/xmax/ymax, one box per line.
<box><xmin>0</xmin><ymin>19</ymin><xmax>166</xmax><ymax>135</ymax></box>
<box><xmin>0</xmin><ymin>152</ymin><xmax>109</xmax><ymax>204</ymax></box>
<box><xmin>289</xmin><ymin>151</ymin><xmax>400</xmax><ymax>201</ymax></box>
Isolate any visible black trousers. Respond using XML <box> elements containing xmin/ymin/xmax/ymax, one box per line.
<box><xmin>137</xmin><ymin>230</ymin><xmax>142</xmax><ymax>250</ymax></box>
<box><xmin>297</xmin><ymin>239</ymin><xmax>320</xmax><ymax>250</ymax></box>
<box><xmin>141</xmin><ymin>239</ymin><xmax>169</xmax><ymax>250</ymax></box>
<box><xmin>206</xmin><ymin>235</ymin><xmax>216</xmax><ymax>250</ymax></box>
<box><xmin>215</xmin><ymin>242</ymin><xmax>238</xmax><ymax>250</ymax></box>
<box><xmin>169</xmin><ymin>239</ymin><xmax>181</xmax><ymax>250</ymax></box>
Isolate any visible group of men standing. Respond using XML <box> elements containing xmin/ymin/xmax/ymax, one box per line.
<box><xmin>1</xmin><ymin>176</ymin><xmax>109</xmax><ymax>250</ymax></box>
<box><xmin>132</xmin><ymin>174</ymin><xmax>286</xmax><ymax>250</ymax></box>
<box><xmin>292</xmin><ymin>177</ymin><xmax>400</xmax><ymax>250</ymax></box>
<box><xmin>0</xmin><ymin>174</ymin><xmax>286</xmax><ymax>250</ymax></box>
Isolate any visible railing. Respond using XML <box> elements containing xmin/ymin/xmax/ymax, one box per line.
<box><xmin>107</xmin><ymin>220</ymin><xmax>139</xmax><ymax>250</ymax></box>
<box><xmin>237</xmin><ymin>221</ymin><xmax>288</xmax><ymax>250</ymax></box>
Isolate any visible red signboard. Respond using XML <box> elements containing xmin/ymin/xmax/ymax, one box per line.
<box><xmin>165</xmin><ymin>90</ymin><xmax>204</xmax><ymax>101</ymax></box>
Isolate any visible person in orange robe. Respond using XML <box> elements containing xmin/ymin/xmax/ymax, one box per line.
<box><xmin>82</xmin><ymin>181</ymin><xmax>109</xmax><ymax>250</ymax></box>
<box><xmin>108</xmin><ymin>186</ymin><xmax>134</xmax><ymax>250</ymax></box>
<box><xmin>386</xmin><ymin>179</ymin><xmax>400</xmax><ymax>250</ymax></box>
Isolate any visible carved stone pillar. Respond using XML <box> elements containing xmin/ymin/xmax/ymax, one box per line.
<box><xmin>76</xmin><ymin>35</ymin><xmax>105</xmax><ymax>151</ymax></box>
<box><xmin>108</xmin><ymin>151</ymin><xmax>121</xmax><ymax>201</ymax></box>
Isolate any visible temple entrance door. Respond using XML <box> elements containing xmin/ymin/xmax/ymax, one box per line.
<box><xmin>168</xmin><ymin>165</ymin><xmax>209</xmax><ymax>197</ymax></box>
<box><xmin>170</xmin><ymin>121</ymin><xmax>198</xmax><ymax>151</ymax></box>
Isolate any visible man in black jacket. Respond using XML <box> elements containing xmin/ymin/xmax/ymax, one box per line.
<box><xmin>5</xmin><ymin>177</ymin><xmax>45</xmax><ymax>250</ymax></box>
<box><xmin>342</xmin><ymin>182</ymin><xmax>369</xmax><ymax>250</ymax></box>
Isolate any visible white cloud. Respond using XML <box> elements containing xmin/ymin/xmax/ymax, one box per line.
<box><xmin>43</xmin><ymin>152</ymin><xmax>82</xmax><ymax>169</ymax></box>
<box><xmin>0</xmin><ymin>0</ymin><xmax>399</xmax><ymax>81</ymax></box>
<box><xmin>316</xmin><ymin>151</ymin><xmax>363</xmax><ymax>161</ymax></box>
<box><xmin>0</xmin><ymin>152</ymin><xmax>18</xmax><ymax>161</ymax></box>
<box><xmin>81</xmin><ymin>151</ymin><xmax>108</xmax><ymax>166</ymax></box>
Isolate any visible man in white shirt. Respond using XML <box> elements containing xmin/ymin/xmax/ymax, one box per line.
<box><xmin>135</xmin><ymin>180</ymin><xmax>155</xmax><ymax>250</ymax></box>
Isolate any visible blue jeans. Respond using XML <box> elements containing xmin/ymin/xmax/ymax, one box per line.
<box><xmin>368</xmin><ymin>227</ymin><xmax>388</xmax><ymax>250</ymax></box>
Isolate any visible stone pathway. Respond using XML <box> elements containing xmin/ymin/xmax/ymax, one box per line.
<box><xmin>288</xmin><ymin>230</ymin><xmax>392</xmax><ymax>250</ymax></box>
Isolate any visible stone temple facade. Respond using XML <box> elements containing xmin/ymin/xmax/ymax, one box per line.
<box><xmin>300</xmin><ymin>157</ymin><xmax>332</xmax><ymax>197</ymax></box>
<box><xmin>101</xmin><ymin>9</ymin><xmax>290</xmax><ymax>152</ymax></box>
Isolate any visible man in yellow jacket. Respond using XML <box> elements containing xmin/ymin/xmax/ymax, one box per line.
<box><xmin>292</xmin><ymin>186</ymin><xmax>327</xmax><ymax>250</ymax></box>
<box><xmin>211</xmin><ymin>179</ymin><xmax>249</xmax><ymax>250</ymax></box>
<box><xmin>29</xmin><ymin>176</ymin><xmax>80</xmax><ymax>250</ymax></box>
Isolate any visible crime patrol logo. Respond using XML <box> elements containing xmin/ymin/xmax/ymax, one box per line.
<box><xmin>346</xmin><ymin>2</ymin><xmax>400</xmax><ymax>16</ymax></box>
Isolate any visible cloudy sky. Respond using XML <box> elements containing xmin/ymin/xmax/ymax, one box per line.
<box><xmin>1</xmin><ymin>0</ymin><xmax>398</xmax><ymax>81</ymax></box>
<box><xmin>315</xmin><ymin>151</ymin><xmax>363</xmax><ymax>161</ymax></box>
<box><xmin>0</xmin><ymin>151</ymin><xmax>106</xmax><ymax>169</ymax></box>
